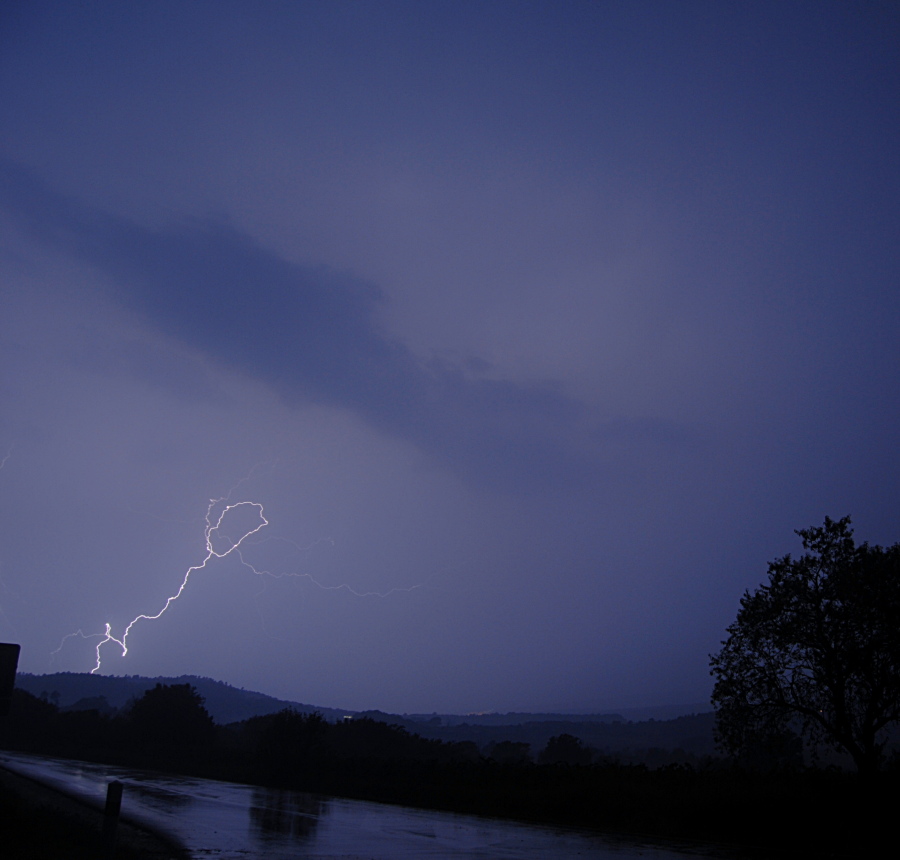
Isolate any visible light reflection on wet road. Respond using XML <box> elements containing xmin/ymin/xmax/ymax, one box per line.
<box><xmin>0</xmin><ymin>752</ymin><xmax>728</xmax><ymax>859</ymax></box>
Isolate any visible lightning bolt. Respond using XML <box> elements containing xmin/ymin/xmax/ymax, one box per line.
<box><xmin>55</xmin><ymin>496</ymin><xmax>269</xmax><ymax>673</ymax></box>
<box><xmin>234</xmin><ymin>536</ymin><xmax>427</xmax><ymax>598</ymax></box>
<box><xmin>54</xmin><ymin>481</ymin><xmax>427</xmax><ymax>673</ymax></box>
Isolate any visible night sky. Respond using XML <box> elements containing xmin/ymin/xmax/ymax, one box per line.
<box><xmin>1</xmin><ymin>1</ymin><xmax>898</xmax><ymax>715</ymax></box>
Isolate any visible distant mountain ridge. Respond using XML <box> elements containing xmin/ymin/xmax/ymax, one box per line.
<box><xmin>15</xmin><ymin>672</ymin><xmax>349</xmax><ymax>724</ymax></box>
<box><xmin>362</xmin><ymin>709</ymin><xmax>717</xmax><ymax>761</ymax></box>
<box><xmin>15</xmin><ymin>672</ymin><xmax>654</xmax><ymax>727</ymax></box>
<box><xmin>16</xmin><ymin>672</ymin><xmax>716</xmax><ymax>761</ymax></box>
<box><xmin>403</xmin><ymin>711</ymin><xmax>627</xmax><ymax>726</ymax></box>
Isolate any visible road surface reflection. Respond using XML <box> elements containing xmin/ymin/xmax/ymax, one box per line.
<box><xmin>0</xmin><ymin>751</ymin><xmax>730</xmax><ymax>859</ymax></box>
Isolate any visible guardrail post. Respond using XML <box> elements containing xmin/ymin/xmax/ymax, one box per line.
<box><xmin>102</xmin><ymin>779</ymin><xmax>124</xmax><ymax>860</ymax></box>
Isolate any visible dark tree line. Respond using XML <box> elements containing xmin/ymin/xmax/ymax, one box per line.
<box><xmin>3</xmin><ymin>677</ymin><xmax>899</xmax><ymax>854</ymax></box>
<box><xmin>1</xmin><ymin>682</ymin><xmax>216</xmax><ymax>769</ymax></box>
<box><xmin>4</xmin><ymin>513</ymin><xmax>900</xmax><ymax>859</ymax></box>
<box><xmin>1</xmin><ymin>682</ymin><xmax>610</xmax><ymax>777</ymax></box>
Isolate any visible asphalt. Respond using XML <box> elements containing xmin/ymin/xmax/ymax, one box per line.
<box><xmin>0</xmin><ymin>762</ymin><xmax>190</xmax><ymax>860</ymax></box>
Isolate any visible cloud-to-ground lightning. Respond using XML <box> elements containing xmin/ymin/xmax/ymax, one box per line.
<box><xmin>54</xmin><ymin>485</ymin><xmax>426</xmax><ymax>673</ymax></box>
<box><xmin>56</xmin><ymin>496</ymin><xmax>269</xmax><ymax>673</ymax></box>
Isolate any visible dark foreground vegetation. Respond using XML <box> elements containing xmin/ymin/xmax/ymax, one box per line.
<box><xmin>711</xmin><ymin>517</ymin><xmax>900</xmax><ymax>778</ymax></box>
<box><xmin>2</xmin><ymin>683</ymin><xmax>898</xmax><ymax>858</ymax></box>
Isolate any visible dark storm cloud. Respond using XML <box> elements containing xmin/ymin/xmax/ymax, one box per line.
<box><xmin>65</xmin><ymin>334</ymin><xmax>228</xmax><ymax>406</ymax></box>
<box><xmin>0</xmin><ymin>161</ymin><xmax>609</xmax><ymax>491</ymax></box>
<box><xmin>1</xmin><ymin>1</ymin><xmax>898</xmax><ymax>715</ymax></box>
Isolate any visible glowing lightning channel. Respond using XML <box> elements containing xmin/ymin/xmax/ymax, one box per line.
<box><xmin>67</xmin><ymin>496</ymin><xmax>269</xmax><ymax>673</ymax></box>
<box><xmin>232</xmin><ymin>536</ymin><xmax>429</xmax><ymax>598</ymax></box>
<box><xmin>55</xmin><ymin>488</ymin><xmax>429</xmax><ymax>673</ymax></box>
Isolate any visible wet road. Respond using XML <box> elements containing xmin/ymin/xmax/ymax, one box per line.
<box><xmin>0</xmin><ymin>752</ymin><xmax>729</xmax><ymax>859</ymax></box>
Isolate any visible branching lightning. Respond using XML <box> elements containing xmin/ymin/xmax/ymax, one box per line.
<box><xmin>232</xmin><ymin>536</ymin><xmax>426</xmax><ymax>599</ymax></box>
<box><xmin>55</xmin><ymin>496</ymin><xmax>269</xmax><ymax>673</ymax></box>
<box><xmin>54</xmin><ymin>483</ymin><xmax>425</xmax><ymax>673</ymax></box>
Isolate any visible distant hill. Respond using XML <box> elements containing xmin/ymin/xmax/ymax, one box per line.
<box><xmin>15</xmin><ymin>673</ymin><xmax>351</xmax><ymax>724</ymax></box>
<box><xmin>404</xmin><ymin>710</ymin><xmax>626</xmax><ymax>726</ymax></box>
<box><xmin>16</xmin><ymin>672</ymin><xmax>717</xmax><ymax>762</ymax></box>
<box><xmin>362</xmin><ymin>709</ymin><xmax>717</xmax><ymax>761</ymax></box>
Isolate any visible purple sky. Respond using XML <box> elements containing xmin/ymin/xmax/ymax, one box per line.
<box><xmin>1</xmin><ymin>1</ymin><xmax>898</xmax><ymax>714</ymax></box>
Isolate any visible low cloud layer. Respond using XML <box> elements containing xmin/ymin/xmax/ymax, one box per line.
<box><xmin>1</xmin><ymin>161</ymin><xmax>612</xmax><ymax>492</ymax></box>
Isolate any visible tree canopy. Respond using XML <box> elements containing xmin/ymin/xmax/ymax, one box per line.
<box><xmin>127</xmin><ymin>682</ymin><xmax>215</xmax><ymax>750</ymax></box>
<box><xmin>710</xmin><ymin>516</ymin><xmax>900</xmax><ymax>774</ymax></box>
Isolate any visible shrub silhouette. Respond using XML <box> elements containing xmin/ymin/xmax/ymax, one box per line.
<box><xmin>127</xmin><ymin>683</ymin><xmax>215</xmax><ymax>753</ymax></box>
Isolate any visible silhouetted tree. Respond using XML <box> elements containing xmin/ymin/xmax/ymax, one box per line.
<box><xmin>257</xmin><ymin>709</ymin><xmax>329</xmax><ymax>780</ymax></box>
<box><xmin>710</xmin><ymin>516</ymin><xmax>900</xmax><ymax>775</ymax></box>
<box><xmin>539</xmin><ymin>733</ymin><xmax>592</xmax><ymax>765</ymax></box>
<box><xmin>127</xmin><ymin>682</ymin><xmax>215</xmax><ymax>752</ymax></box>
